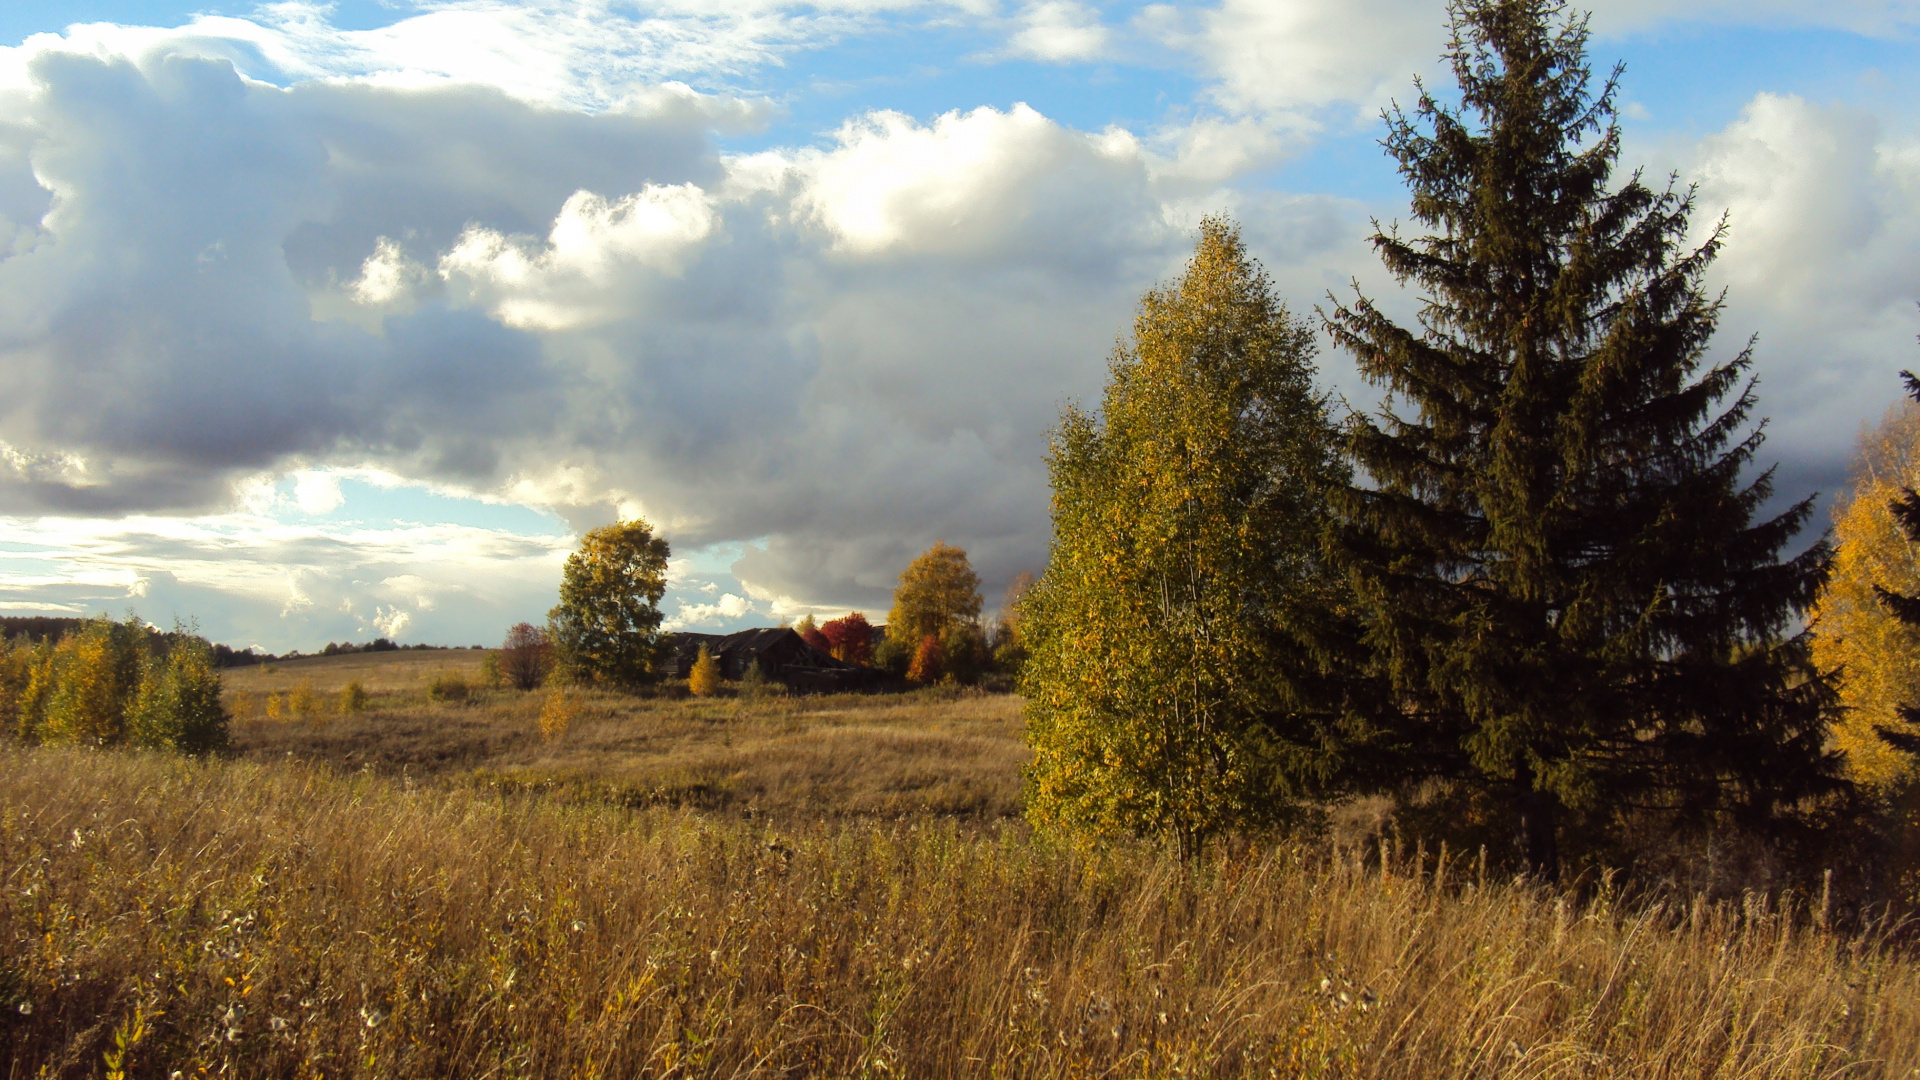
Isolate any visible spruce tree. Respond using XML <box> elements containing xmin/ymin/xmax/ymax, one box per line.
<box><xmin>1325</xmin><ymin>0</ymin><xmax>1844</xmax><ymax>877</ymax></box>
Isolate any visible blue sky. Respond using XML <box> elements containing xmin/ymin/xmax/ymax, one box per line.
<box><xmin>2</xmin><ymin>0</ymin><xmax>1918</xmax><ymax>650</ymax></box>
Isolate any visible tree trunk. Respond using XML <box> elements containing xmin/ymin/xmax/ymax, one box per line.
<box><xmin>1518</xmin><ymin>788</ymin><xmax>1560</xmax><ymax>881</ymax></box>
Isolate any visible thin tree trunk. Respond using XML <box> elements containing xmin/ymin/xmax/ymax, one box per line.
<box><xmin>1518</xmin><ymin>787</ymin><xmax>1560</xmax><ymax>882</ymax></box>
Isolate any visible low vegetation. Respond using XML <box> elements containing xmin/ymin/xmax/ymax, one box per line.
<box><xmin>3</xmin><ymin>745</ymin><xmax>1916</xmax><ymax>1078</ymax></box>
<box><xmin>222</xmin><ymin>651</ymin><xmax>1027</xmax><ymax>821</ymax></box>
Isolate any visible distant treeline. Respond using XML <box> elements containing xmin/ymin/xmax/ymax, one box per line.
<box><xmin>0</xmin><ymin>617</ymin><xmax>87</xmax><ymax>643</ymax></box>
<box><xmin>1</xmin><ymin>618</ymin><xmax>473</xmax><ymax>669</ymax></box>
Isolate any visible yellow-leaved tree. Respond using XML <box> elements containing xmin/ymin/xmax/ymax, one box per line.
<box><xmin>1020</xmin><ymin>217</ymin><xmax>1348</xmax><ymax>860</ymax></box>
<box><xmin>688</xmin><ymin>645</ymin><xmax>722</xmax><ymax>696</ymax></box>
<box><xmin>42</xmin><ymin>618</ymin><xmax>143</xmax><ymax>746</ymax></box>
<box><xmin>548</xmin><ymin>520</ymin><xmax>671</xmax><ymax>687</ymax></box>
<box><xmin>879</xmin><ymin>543</ymin><xmax>985</xmax><ymax>682</ymax></box>
<box><xmin>1811</xmin><ymin>397</ymin><xmax>1920</xmax><ymax>791</ymax></box>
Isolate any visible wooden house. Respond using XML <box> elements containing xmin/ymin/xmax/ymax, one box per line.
<box><xmin>665</xmin><ymin>627</ymin><xmax>878</xmax><ymax>691</ymax></box>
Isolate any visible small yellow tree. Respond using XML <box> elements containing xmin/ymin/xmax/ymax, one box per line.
<box><xmin>43</xmin><ymin>619</ymin><xmax>141</xmax><ymax>746</ymax></box>
<box><xmin>289</xmin><ymin>679</ymin><xmax>319</xmax><ymax>717</ymax></box>
<box><xmin>339</xmin><ymin>681</ymin><xmax>369</xmax><ymax>714</ymax></box>
<box><xmin>1812</xmin><ymin>399</ymin><xmax>1920</xmax><ymax>791</ymax></box>
<box><xmin>688</xmin><ymin>645</ymin><xmax>722</xmax><ymax>696</ymax></box>
<box><xmin>539</xmin><ymin>688</ymin><xmax>577</xmax><ymax>740</ymax></box>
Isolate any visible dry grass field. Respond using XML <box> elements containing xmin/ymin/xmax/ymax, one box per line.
<box><xmin>3</xmin><ymin>746</ymin><xmax>1918</xmax><ymax>1078</ymax></box>
<box><xmin>223</xmin><ymin>651</ymin><xmax>1028</xmax><ymax>821</ymax></box>
<box><xmin>2</xmin><ymin>654</ymin><xmax>1918</xmax><ymax>1077</ymax></box>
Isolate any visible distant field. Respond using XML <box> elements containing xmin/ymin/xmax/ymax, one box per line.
<box><xmin>223</xmin><ymin>650</ymin><xmax>1029</xmax><ymax>821</ymax></box>
<box><xmin>221</xmin><ymin>647</ymin><xmax>491</xmax><ymax>695</ymax></box>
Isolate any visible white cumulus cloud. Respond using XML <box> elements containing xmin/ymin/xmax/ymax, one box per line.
<box><xmin>1007</xmin><ymin>1</ymin><xmax>1111</xmax><ymax>63</ymax></box>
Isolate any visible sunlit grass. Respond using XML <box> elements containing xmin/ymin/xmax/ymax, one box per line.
<box><xmin>2</xmin><ymin>745</ymin><xmax>1917</xmax><ymax>1078</ymax></box>
<box><xmin>223</xmin><ymin>652</ymin><xmax>1029</xmax><ymax>821</ymax></box>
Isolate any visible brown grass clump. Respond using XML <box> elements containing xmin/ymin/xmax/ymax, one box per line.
<box><xmin>1</xmin><ymin>746</ymin><xmax>1916</xmax><ymax>1078</ymax></box>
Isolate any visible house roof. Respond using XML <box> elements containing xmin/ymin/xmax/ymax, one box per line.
<box><xmin>666</xmin><ymin>626</ymin><xmax>850</xmax><ymax>669</ymax></box>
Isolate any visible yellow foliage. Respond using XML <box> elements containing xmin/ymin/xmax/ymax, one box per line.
<box><xmin>43</xmin><ymin>624</ymin><xmax>135</xmax><ymax>746</ymax></box>
<box><xmin>289</xmin><ymin>679</ymin><xmax>319</xmax><ymax>717</ymax></box>
<box><xmin>1811</xmin><ymin>400</ymin><xmax>1920</xmax><ymax>791</ymax></box>
<box><xmin>0</xmin><ymin>639</ymin><xmax>38</xmax><ymax>739</ymax></box>
<box><xmin>1021</xmin><ymin>217</ymin><xmax>1342</xmax><ymax>858</ymax></box>
<box><xmin>886</xmin><ymin>543</ymin><xmax>982</xmax><ymax>647</ymax></box>
<box><xmin>265</xmin><ymin>693</ymin><xmax>284</xmax><ymax>721</ymax></box>
<box><xmin>688</xmin><ymin>646</ymin><xmax>722</xmax><ymax>696</ymax></box>
<box><xmin>340</xmin><ymin>681</ymin><xmax>368</xmax><ymax>713</ymax></box>
<box><xmin>539</xmin><ymin>688</ymin><xmax>578</xmax><ymax>741</ymax></box>
<box><xmin>548</xmin><ymin>519</ymin><xmax>671</xmax><ymax>685</ymax></box>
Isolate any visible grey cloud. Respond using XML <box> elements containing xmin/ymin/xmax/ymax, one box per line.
<box><xmin>0</xmin><ymin>40</ymin><xmax>1379</xmax><ymax>613</ymax></box>
<box><xmin>0</xmin><ymin>49</ymin><xmax>721</xmax><ymax>513</ymax></box>
<box><xmin>1678</xmin><ymin>95</ymin><xmax>1920</xmax><ymax>496</ymax></box>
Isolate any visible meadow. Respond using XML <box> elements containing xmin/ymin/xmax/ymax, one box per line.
<box><xmin>221</xmin><ymin>650</ymin><xmax>1027</xmax><ymax>820</ymax></box>
<box><xmin>1</xmin><ymin>653</ymin><xmax>1918</xmax><ymax>1077</ymax></box>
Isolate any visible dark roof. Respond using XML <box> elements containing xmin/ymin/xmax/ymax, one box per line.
<box><xmin>665</xmin><ymin>626</ymin><xmax>852</xmax><ymax>675</ymax></box>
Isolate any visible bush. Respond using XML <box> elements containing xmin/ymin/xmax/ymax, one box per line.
<box><xmin>907</xmin><ymin>634</ymin><xmax>944</xmax><ymax>684</ymax></box>
<box><xmin>821</xmin><ymin>613</ymin><xmax>876</xmax><ymax>666</ymax></box>
<box><xmin>289</xmin><ymin>679</ymin><xmax>319</xmax><ymax>717</ymax></box>
<box><xmin>428</xmin><ymin>672</ymin><xmax>470</xmax><ymax>704</ymax></box>
<box><xmin>479</xmin><ymin>652</ymin><xmax>503</xmax><ymax>691</ymax></box>
<box><xmin>874</xmin><ymin>632</ymin><xmax>914</xmax><ymax>676</ymax></box>
<box><xmin>939</xmin><ymin>623</ymin><xmax>987</xmax><ymax>685</ymax></box>
<box><xmin>227</xmin><ymin>690</ymin><xmax>256</xmax><ymax>725</ymax></box>
<box><xmin>688</xmin><ymin>645</ymin><xmax>722</xmax><ymax>696</ymax></box>
<box><xmin>500</xmin><ymin>623</ymin><xmax>554</xmax><ymax>691</ymax></box>
<box><xmin>340</xmin><ymin>681</ymin><xmax>369</xmax><ymax>714</ymax></box>
<box><xmin>127</xmin><ymin>638</ymin><xmax>230</xmax><ymax>755</ymax></box>
<box><xmin>739</xmin><ymin>659</ymin><xmax>773</xmax><ymax>700</ymax></box>
<box><xmin>539</xmin><ymin>688</ymin><xmax>577</xmax><ymax>740</ymax></box>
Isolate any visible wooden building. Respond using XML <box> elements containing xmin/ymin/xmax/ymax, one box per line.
<box><xmin>664</xmin><ymin>627</ymin><xmax>878</xmax><ymax>691</ymax></box>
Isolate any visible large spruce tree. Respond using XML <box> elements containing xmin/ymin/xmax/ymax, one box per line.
<box><xmin>1326</xmin><ymin>0</ymin><xmax>1844</xmax><ymax>877</ymax></box>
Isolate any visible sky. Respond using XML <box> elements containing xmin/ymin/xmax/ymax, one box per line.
<box><xmin>2</xmin><ymin>0</ymin><xmax>1919</xmax><ymax>651</ymax></box>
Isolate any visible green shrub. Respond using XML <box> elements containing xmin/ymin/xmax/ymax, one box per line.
<box><xmin>128</xmin><ymin>637</ymin><xmax>230</xmax><ymax>756</ymax></box>
<box><xmin>429</xmin><ymin>671</ymin><xmax>470</xmax><ymax>704</ymax></box>
<box><xmin>340</xmin><ymin>680</ymin><xmax>369</xmax><ymax>714</ymax></box>
<box><xmin>739</xmin><ymin>659</ymin><xmax>771</xmax><ymax>700</ymax></box>
<box><xmin>479</xmin><ymin>651</ymin><xmax>503</xmax><ymax>690</ymax></box>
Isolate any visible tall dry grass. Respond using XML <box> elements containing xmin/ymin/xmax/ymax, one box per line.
<box><xmin>2</xmin><ymin>745</ymin><xmax>1916</xmax><ymax>1078</ymax></box>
